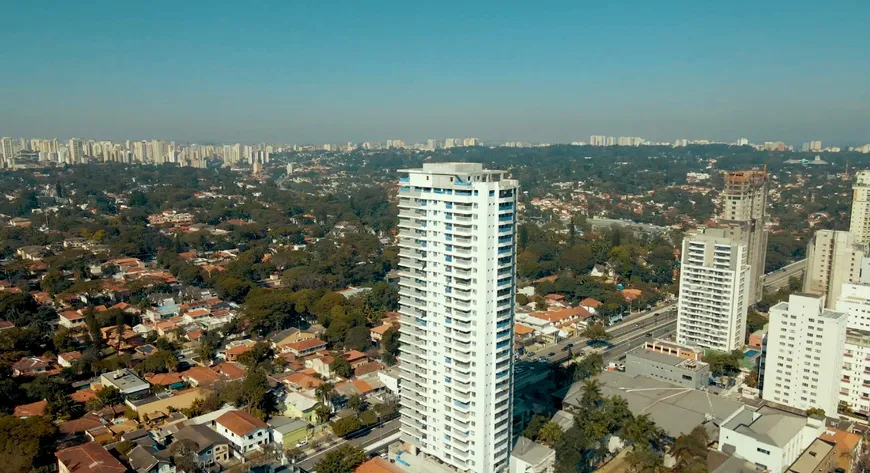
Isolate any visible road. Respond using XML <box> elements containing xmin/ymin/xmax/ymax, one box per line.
<box><xmin>527</xmin><ymin>302</ymin><xmax>678</xmax><ymax>363</ymax></box>
<box><xmin>602</xmin><ymin>319</ymin><xmax>678</xmax><ymax>361</ymax></box>
<box><xmin>297</xmin><ymin>419</ymin><xmax>400</xmax><ymax>472</ymax></box>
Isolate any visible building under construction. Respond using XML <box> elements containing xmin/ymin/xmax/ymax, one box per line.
<box><xmin>718</xmin><ymin>170</ymin><xmax>769</xmax><ymax>305</ymax></box>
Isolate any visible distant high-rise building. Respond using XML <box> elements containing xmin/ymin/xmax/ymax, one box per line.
<box><xmin>387</xmin><ymin>139</ymin><xmax>405</xmax><ymax>149</ymax></box>
<box><xmin>803</xmin><ymin>229</ymin><xmax>864</xmax><ymax>309</ymax></box>
<box><xmin>810</xmin><ymin>140</ymin><xmax>822</xmax><ymax>152</ymax></box>
<box><xmin>589</xmin><ymin>135</ymin><xmax>607</xmax><ymax>146</ymax></box>
<box><xmin>605</xmin><ymin>136</ymin><xmax>616</xmax><ymax>146</ymax></box>
<box><xmin>426</xmin><ymin>139</ymin><xmax>438</xmax><ymax>150</ymax></box>
<box><xmin>676</xmin><ymin>228</ymin><xmax>750</xmax><ymax>351</ymax></box>
<box><xmin>850</xmin><ymin>171</ymin><xmax>870</xmax><ymax>244</ymax></box>
<box><xmin>736</xmin><ymin>138</ymin><xmax>749</xmax><ymax>146</ymax></box>
<box><xmin>462</xmin><ymin>138</ymin><xmax>480</xmax><ymax>147</ymax></box>
<box><xmin>150</xmin><ymin>140</ymin><xmax>164</xmax><ymax>164</ymax></box>
<box><xmin>762</xmin><ymin>293</ymin><xmax>846</xmax><ymax>415</ymax></box>
<box><xmin>719</xmin><ymin>170</ymin><xmax>769</xmax><ymax>304</ymax></box>
<box><xmin>1</xmin><ymin>137</ymin><xmax>14</xmax><ymax>161</ymax></box>
<box><xmin>802</xmin><ymin>142</ymin><xmax>811</xmax><ymax>152</ymax></box>
<box><xmin>834</xmin><ymin>284</ymin><xmax>870</xmax><ymax>416</ymax></box>
<box><xmin>397</xmin><ymin>163</ymin><xmax>518</xmax><ymax>473</ymax></box>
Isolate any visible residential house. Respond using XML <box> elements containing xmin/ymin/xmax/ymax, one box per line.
<box><xmin>58</xmin><ymin>351</ymin><xmax>82</xmax><ymax>368</ymax></box>
<box><xmin>268</xmin><ymin>416</ymin><xmax>310</xmax><ymax>447</ymax></box>
<box><xmin>12</xmin><ymin>355</ymin><xmax>56</xmax><ymax>377</ymax></box>
<box><xmin>17</xmin><ymin>245</ymin><xmax>47</xmax><ymax>261</ymax></box>
<box><xmin>370</xmin><ymin>323</ymin><xmax>393</xmax><ymax>344</ymax></box>
<box><xmin>182</xmin><ymin>366</ymin><xmax>223</xmax><ymax>387</ymax></box>
<box><xmin>213</xmin><ymin>362</ymin><xmax>246</xmax><ymax>381</ymax></box>
<box><xmin>510</xmin><ymin>437</ymin><xmax>556</xmax><ymax>473</ymax></box>
<box><xmin>126</xmin><ymin>388</ymin><xmax>203</xmax><ymax>422</ymax></box>
<box><xmin>14</xmin><ymin>400</ymin><xmax>47</xmax><ymax>418</ymax></box>
<box><xmin>172</xmin><ymin>424</ymin><xmax>232</xmax><ymax>466</ymax></box>
<box><xmin>286</xmin><ymin>338</ymin><xmax>327</xmax><ymax>357</ymax></box>
<box><xmin>127</xmin><ymin>445</ymin><xmax>175</xmax><ymax>473</ymax></box>
<box><xmin>59</xmin><ymin>310</ymin><xmax>86</xmax><ymax>329</ymax></box>
<box><xmin>56</xmin><ymin>442</ymin><xmax>127</xmax><ymax>473</ymax></box>
<box><xmin>214</xmin><ymin>410</ymin><xmax>272</xmax><ymax>455</ymax></box>
<box><xmin>579</xmin><ymin>298</ymin><xmax>602</xmax><ymax>314</ymax></box>
<box><xmin>307</xmin><ymin>354</ymin><xmax>335</xmax><ymax>378</ymax></box>
<box><xmin>271</xmin><ymin>328</ymin><xmax>316</xmax><ymax>353</ymax></box>
<box><xmin>284</xmin><ymin>392</ymin><xmax>319</xmax><ymax>424</ymax></box>
<box><xmin>225</xmin><ymin>340</ymin><xmax>255</xmax><ymax>362</ymax></box>
<box><xmin>343</xmin><ymin>350</ymin><xmax>369</xmax><ymax>369</ymax></box>
<box><xmin>144</xmin><ymin>372</ymin><xmax>185</xmax><ymax>390</ymax></box>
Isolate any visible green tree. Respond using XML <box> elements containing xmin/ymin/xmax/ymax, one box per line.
<box><xmin>87</xmin><ymin>386</ymin><xmax>124</xmax><ymax>411</ymax></box>
<box><xmin>138</xmin><ymin>349</ymin><xmax>179</xmax><ymax>374</ymax></box>
<box><xmin>626</xmin><ymin>445</ymin><xmax>664</xmax><ymax>473</ymax></box>
<box><xmin>237</xmin><ymin>341</ymin><xmax>275</xmax><ymax>370</ymax></box>
<box><xmin>330</xmin><ymin>356</ymin><xmax>353</xmax><ymax>379</ymax></box>
<box><xmin>46</xmin><ymin>391</ymin><xmax>82</xmax><ymax>421</ymax></box>
<box><xmin>330</xmin><ymin>416</ymin><xmax>362</xmax><ymax>437</ymax></box>
<box><xmin>581</xmin><ymin>322</ymin><xmax>611</xmax><ymax>345</ymax></box>
<box><xmin>381</xmin><ymin>326</ymin><xmax>400</xmax><ymax>365</ymax></box>
<box><xmin>621</xmin><ymin>414</ymin><xmax>662</xmax><ymax>452</ymax></box>
<box><xmin>315</xmin><ymin>382</ymin><xmax>336</xmax><ymax>405</ymax></box>
<box><xmin>359</xmin><ymin>409</ymin><xmax>378</xmax><ymax>426</ymax></box>
<box><xmin>344</xmin><ymin>325</ymin><xmax>371</xmax><ymax>351</ymax></box>
<box><xmin>0</xmin><ymin>415</ymin><xmax>58</xmax><ymax>473</ymax></box>
<box><xmin>538</xmin><ymin>422</ymin><xmax>564</xmax><ymax>446</ymax></box>
<box><xmin>347</xmin><ymin>394</ymin><xmax>363</xmax><ymax>414</ymax></box>
<box><xmin>523</xmin><ymin>414</ymin><xmax>548</xmax><ymax>440</ymax></box>
<box><xmin>670</xmin><ymin>425</ymin><xmax>709</xmax><ymax>469</ymax></box>
<box><xmin>805</xmin><ymin>407</ymin><xmax>826</xmax><ymax>417</ymax></box>
<box><xmin>315</xmin><ymin>403</ymin><xmax>332</xmax><ymax>424</ymax></box>
<box><xmin>314</xmin><ymin>444</ymin><xmax>366</xmax><ymax>473</ymax></box>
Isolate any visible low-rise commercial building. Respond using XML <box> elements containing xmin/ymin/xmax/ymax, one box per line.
<box><xmin>510</xmin><ymin>437</ymin><xmax>556</xmax><ymax>473</ymax></box>
<box><xmin>625</xmin><ymin>346</ymin><xmax>709</xmax><ymax>389</ymax></box>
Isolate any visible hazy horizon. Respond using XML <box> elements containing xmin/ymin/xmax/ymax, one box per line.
<box><xmin>2</xmin><ymin>1</ymin><xmax>868</xmax><ymax>145</ymax></box>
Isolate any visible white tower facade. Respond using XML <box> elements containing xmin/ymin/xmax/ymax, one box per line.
<box><xmin>762</xmin><ymin>293</ymin><xmax>846</xmax><ymax>415</ymax></box>
<box><xmin>676</xmin><ymin>228</ymin><xmax>750</xmax><ymax>352</ymax></box>
<box><xmin>850</xmin><ymin>171</ymin><xmax>870</xmax><ymax>244</ymax></box>
<box><xmin>397</xmin><ymin>163</ymin><xmax>518</xmax><ymax>473</ymax></box>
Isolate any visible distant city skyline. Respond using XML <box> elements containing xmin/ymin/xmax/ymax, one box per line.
<box><xmin>2</xmin><ymin>2</ymin><xmax>869</xmax><ymax>144</ymax></box>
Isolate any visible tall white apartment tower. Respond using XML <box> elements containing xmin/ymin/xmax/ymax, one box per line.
<box><xmin>850</xmin><ymin>171</ymin><xmax>870</xmax><ymax>244</ymax></box>
<box><xmin>762</xmin><ymin>293</ymin><xmax>846</xmax><ymax>415</ymax></box>
<box><xmin>397</xmin><ymin>163</ymin><xmax>518</xmax><ymax>473</ymax></box>
<box><xmin>676</xmin><ymin>228</ymin><xmax>750</xmax><ymax>351</ymax></box>
<box><xmin>803</xmin><ymin>229</ymin><xmax>864</xmax><ymax>309</ymax></box>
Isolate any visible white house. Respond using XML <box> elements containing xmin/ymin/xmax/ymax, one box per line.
<box><xmin>214</xmin><ymin>410</ymin><xmax>272</xmax><ymax>455</ymax></box>
<box><xmin>718</xmin><ymin>406</ymin><xmax>825</xmax><ymax>473</ymax></box>
<box><xmin>510</xmin><ymin>437</ymin><xmax>555</xmax><ymax>473</ymax></box>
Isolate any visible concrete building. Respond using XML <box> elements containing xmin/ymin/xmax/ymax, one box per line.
<box><xmin>718</xmin><ymin>406</ymin><xmax>826</xmax><ymax>473</ymax></box>
<box><xmin>850</xmin><ymin>170</ymin><xmax>870</xmax><ymax>244</ymax></box>
<box><xmin>719</xmin><ymin>170</ymin><xmax>769</xmax><ymax>304</ymax></box>
<box><xmin>803</xmin><ymin>229</ymin><xmax>864</xmax><ymax>309</ymax></box>
<box><xmin>624</xmin><ymin>346</ymin><xmax>710</xmax><ymax>389</ymax></box>
<box><xmin>397</xmin><ymin>163</ymin><xmax>519</xmax><ymax>473</ymax></box>
<box><xmin>677</xmin><ymin>228</ymin><xmax>751</xmax><ymax>351</ymax></box>
<box><xmin>100</xmin><ymin>369</ymin><xmax>150</xmax><ymax>398</ymax></box>
<box><xmin>785</xmin><ymin>438</ymin><xmax>834</xmax><ymax>473</ymax></box>
<box><xmin>762</xmin><ymin>294</ymin><xmax>847</xmax><ymax>415</ymax></box>
<box><xmin>835</xmin><ymin>283</ymin><xmax>870</xmax><ymax>416</ymax></box>
<box><xmin>563</xmin><ymin>371</ymin><xmax>745</xmax><ymax>439</ymax></box>
<box><xmin>510</xmin><ymin>437</ymin><xmax>556</xmax><ymax>473</ymax></box>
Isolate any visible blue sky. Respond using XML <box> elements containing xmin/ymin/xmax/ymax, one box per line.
<box><xmin>2</xmin><ymin>1</ymin><xmax>868</xmax><ymax>144</ymax></box>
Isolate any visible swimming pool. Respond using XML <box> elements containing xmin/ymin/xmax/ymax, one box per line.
<box><xmin>744</xmin><ymin>349</ymin><xmax>760</xmax><ymax>358</ymax></box>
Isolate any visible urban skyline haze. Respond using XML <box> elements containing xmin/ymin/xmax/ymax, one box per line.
<box><xmin>2</xmin><ymin>1</ymin><xmax>868</xmax><ymax>144</ymax></box>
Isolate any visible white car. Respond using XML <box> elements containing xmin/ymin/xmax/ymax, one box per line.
<box><xmin>296</xmin><ymin>439</ymin><xmax>309</xmax><ymax>448</ymax></box>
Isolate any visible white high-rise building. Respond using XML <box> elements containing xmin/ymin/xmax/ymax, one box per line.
<box><xmin>762</xmin><ymin>293</ymin><xmax>846</xmax><ymax>415</ymax></box>
<box><xmin>835</xmin><ymin>283</ymin><xmax>870</xmax><ymax>416</ymax></box>
<box><xmin>397</xmin><ymin>163</ymin><xmax>518</xmax><ymax>473</ymax></box>
<box><xmin>803</xmin><ymin>229</ymin><xmax>864</xmax><ymax>309</ymax></box>
<box><xmin>589</xmin><ymin>135</ymin><xmax>606</xmax><ymax>146</ymax></box>
<box><xmin>736</xmin><ymin>138</ymin><xmax>749</xmax><ymax>146</ymax></box>
<box><xmin>676</xmin><ymin>228</ymin><xmax>750</xmax><ymax>352</ymax></box>
<box><xmin>850</xmin><ymin>171</ymin><xmax>870</xmax><ymax>244</ymax></box>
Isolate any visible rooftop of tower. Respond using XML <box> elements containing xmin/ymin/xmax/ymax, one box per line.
<box><xmin>399</xmin><ymin>162</ymin><xmax>506</xmax><ymax>175</ymax></box>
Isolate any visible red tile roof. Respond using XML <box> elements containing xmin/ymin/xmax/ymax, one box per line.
<box><xmin>146</xmin><ymin>372</ymin><xmax>184</xmax><ymax>386</ymax></box>
<box><xmin>56</xmin><ymin>442</ymin><xmax>127</xmax><ymax>473</ymax></box>
<box><xmin>14</xmin><ymin>400</ymin><xmax>48</xmax><ymax>417</ymax></box>
<box><xmin>355</xmin><ymin>457</ymin><xmax>405</xmax><ymax>473</ymax></box>
<box><xmin>288</xmin><ymin>338</ymin><xmax>327</xmax><ymax>352</ymax></box>
<box><xmin>216</xmin><ymin>410</ymin><xmax>268</xmax><ymax>436</ymax></box>
<box><xmin>514</xmin><ymin>323</ymin><xmax>535</xmax><ymax>336</ymax></box>
<box><xmin>59</xmin><ymin>414</ymin><xmax>104</xmax><ymax>434</ymax></box>
<box><xmin>70</xmin><ymin>388</ymin><xmax>97</xmax><ymax>403</ymax></box>
<box><xmin>354</xmin><ymin>361</ymin><xmax>385</xmax><ymax>378</ymax></box>
<box><xmin>579</xmin><ymin>297</ymin><xmax>603</xmax><ymax>308</ymax></box>
<box><xmin>213</xmin><ymin>362</ymin><xmax>247</xmax><ymax>380</ymax></box>
<box><xmin>343</xmin><ymin>350</ymin><xmax>368</xmax><ymax>362</ymax></box>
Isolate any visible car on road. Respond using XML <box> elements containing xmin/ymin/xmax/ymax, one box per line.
<box><xmin>566</xmin><ymin>343</ymin><xmax>574</xmax><ymax>348</ymax></box>
<box><xmin>646</xmin><ymin>332</ymin><xmax>652</xmax><ymax>337</ymax></box>
<box><xmin>296</xmin><ymin>439</ymin><xmax>308</xmax><ymax>448</ymax></box>
<box><xmin>561</xmin><ymin>346</ymin><xmax>570</xmax><ymax>351</ymax></box>
<box><xmin>548</xmin><ymin>352</ymin><xmax>556</xmax><ymax>357</ymax></box>
<box><xmin>537</xmin><ymin>356</ymin><xmax>548</xmax><ymax>362</ymax></box>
